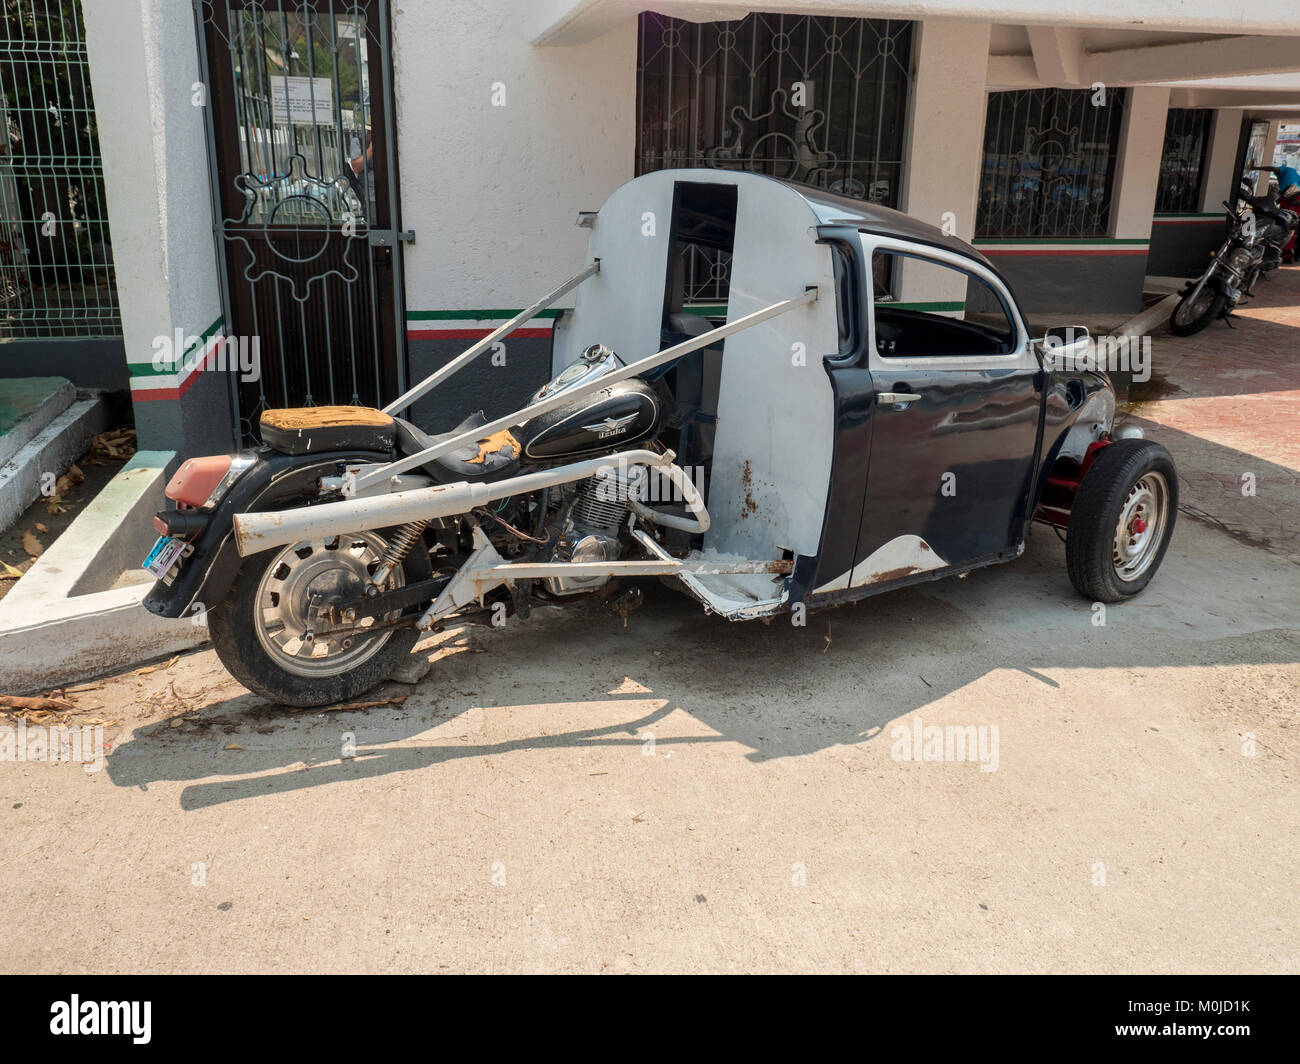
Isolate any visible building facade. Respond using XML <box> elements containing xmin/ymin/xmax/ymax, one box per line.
<box><xmin>5</xmin><ymin>0</ymin><xmax>1299</xmax><ymax>459</ymax></box>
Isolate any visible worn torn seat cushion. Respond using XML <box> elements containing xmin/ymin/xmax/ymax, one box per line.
<box><xmin>260</xmin><ymin>406</ymin><xmax>396</xmax><ymax>456</ymax></box>
<box><xmin>393</xmin><ymin>412</ymin><xmax>521</xmax><ymax>483</ymax></box>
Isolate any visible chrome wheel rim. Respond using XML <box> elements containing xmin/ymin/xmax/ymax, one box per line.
<box><xmin>253</xmin><ymin>532</ymin><xmax>402</xmax><ymax>677</ymax></box>
<box><xmin>1174</xmin><ymin>288</ymin><xmax>1215</xmax><ymax>326</ymax></box>
<box><xmin>1112</xmin><ymin>472</ymin><xmax>1169</xmax><ymax>582</ymax></box>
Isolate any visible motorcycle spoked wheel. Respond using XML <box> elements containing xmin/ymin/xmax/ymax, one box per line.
<box><xmin>1169</xmin><ymin>281</ymin><xmax>1230</xmax><ymax>337</ymax></box>
<box><xmin>208</xmin><ymin>528</ymin><xmax>432</xmax><ymax>708</ymax></box>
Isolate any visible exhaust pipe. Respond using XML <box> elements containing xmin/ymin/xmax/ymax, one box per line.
<box><xmin>233</xmin><ymin>450</ymin><xmax>672</xmax><ymax>557</ymax></box>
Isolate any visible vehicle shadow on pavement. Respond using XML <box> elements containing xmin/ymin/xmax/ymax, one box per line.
<box><xmin>1120</xmin><ymin>417</ymin><xmax>1300</xmax><ymax>563</ymax></box>
<box><xmin>103</xmin><ymin>517</ymin><xmax>1300</xmax><ymax>810</ymax></box>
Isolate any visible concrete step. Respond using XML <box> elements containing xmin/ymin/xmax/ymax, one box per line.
<box><xmin>0</xmin><ymin>392</ymin><xmax>113</xmax><ymax>534</ymax></box>
<box><xmin>0</xmin><ymin>376</ymin><xmax>75</xmax><ymax>468</ymax></box>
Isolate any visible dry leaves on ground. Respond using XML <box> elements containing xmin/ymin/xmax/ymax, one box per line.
<box><xmin>43</xmin><ymin>463</ymin><xmax>86</xmax><ymax>515</ymax></box>
<box><xmin>0</xmin><ymin>694</ymin><xmax>75</xmax><ymax>711</ymax></box>
<box><xmin>91</xmin><ymin>427</ymin><xmax>137</xmax><ymax>460</ymax></box>
<box><xmin>133</xmin><ymin>656</ymin><xmax>179</xmax><ymax>677</ymax></box>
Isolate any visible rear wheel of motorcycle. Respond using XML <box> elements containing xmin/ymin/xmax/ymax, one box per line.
<box><xmin>1169</xmin><ymin>282</ymin><xmax>1229</xmax><ymax>336</ymax></box>
<box><xmin>209</xmin><ymin>528</ymin><xmax>431</xmax><ymax>708</ymax></box>
<box><xmin>1066</xmin><ymin>439</ymin><xmax>1177</xmax><ymax>603</ymax></box>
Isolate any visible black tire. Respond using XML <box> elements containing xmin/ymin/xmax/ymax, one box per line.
<box><xmin>1066</xmin><ymin>439</ymin><xmax>1177</xmax><ymax>603</ymax></box>
<box><xmin>209</xmin><ymin>529</ymin><xmax>432</xmax><ymax>708</ymax></box>
<box><xmin>1169</xmin><ymin>281</ymin><xmax>1229</xmax><ymax>336</ymax></box>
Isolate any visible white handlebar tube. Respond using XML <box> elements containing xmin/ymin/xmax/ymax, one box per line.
<box><xmin>382</xmin><ymin>260</ymin><xmax>601</xmax><ymax>417</ymax></box>
<box><xmin>354</xmin><ymin>286</ymin><xmax>819</xmax><ymax>493</ymax></box>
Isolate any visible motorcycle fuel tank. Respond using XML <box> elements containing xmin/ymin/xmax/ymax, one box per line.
<box><xmin>517</xmin><ymin>378</ymin><xmax>662</xmax><ymax>460</ymax></box>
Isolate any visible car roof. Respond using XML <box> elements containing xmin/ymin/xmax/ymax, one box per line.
<box><xmin>615</xmin><ymin>169</ymin><xmax>994</xmax><ymax>269</ymax></box>
<box><xmin>784</xmin><ymin>179</ymin><xmax>996</xmax><ymax>269</ymax></box>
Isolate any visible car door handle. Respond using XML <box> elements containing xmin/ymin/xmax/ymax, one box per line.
<box><xmin>877</xmin><ymin>391</ymin><xmax>922</xmax><ymax>408</ymax></box>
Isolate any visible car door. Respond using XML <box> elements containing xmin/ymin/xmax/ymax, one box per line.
<box><xmin>848</xmin><ymin>238</ymin><xmax>1043</xmax><ymax>588</ymax></box>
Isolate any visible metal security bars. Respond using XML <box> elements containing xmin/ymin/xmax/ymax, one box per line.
<box><xmin>0</xmin><ymin>0</ymin><xmax>120</xmax><ymax>339</ymax></box>
<box><xmin>977</xmin><ymin>87</ymin><xmax>1127</xmax><ymax>239</ymax></box>
<box><xmin>637</xmin><ymin>12</ymin><xmax>913</xmax><ymax>304</ymax></box>
<box><xmin>1156</xmin><ymin>108</ymin><xmax>1213</xmax><ymax>213</ymax></box>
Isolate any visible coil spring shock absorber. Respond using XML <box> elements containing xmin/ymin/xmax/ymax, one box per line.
<box><xmin>367</xmin><ymin>519</ymin><xmax>429</xmax><ymax>594</ymax></box>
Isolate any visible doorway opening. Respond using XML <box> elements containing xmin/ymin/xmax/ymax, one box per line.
<box><xmin>654</xmin><ymin>181</ymin><xmax>737</xmax><ymax>500</ymax></box>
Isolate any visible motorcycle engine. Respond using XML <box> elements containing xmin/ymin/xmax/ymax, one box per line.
<box><xmin>543</xmin><ymin>465</ymin><xmax>643</xmax><ymax>596</ymax></box>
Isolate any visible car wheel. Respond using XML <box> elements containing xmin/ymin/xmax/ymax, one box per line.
<box><xmin>1066</xmin><ymin>439</ymin><xmax>1177</xmax><ymax>603</ymax></box>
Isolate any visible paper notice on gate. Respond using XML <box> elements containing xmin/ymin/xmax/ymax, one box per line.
<box><xmin>270</xmin><ymin>76</ymin><xmax>334</xmax><ymax>126</ymax></box>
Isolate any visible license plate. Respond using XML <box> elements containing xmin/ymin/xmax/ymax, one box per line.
<box><xmin>143</xmin><ymin>535</ymin><xmax>187</xmax><ymax>579</ymax></box>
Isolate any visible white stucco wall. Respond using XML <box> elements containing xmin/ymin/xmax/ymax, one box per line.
<box><xmin>391</xmin><ymin>5</ymin><xmax>637</xmax><ymax>315</ymax></box>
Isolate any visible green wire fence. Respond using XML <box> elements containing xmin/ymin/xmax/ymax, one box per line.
<box><xmin>0</xmin><ymin>0</ymin><xmax>120</xmax><ymax>340</ymax></box>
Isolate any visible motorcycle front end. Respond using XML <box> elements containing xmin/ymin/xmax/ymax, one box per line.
<box><xmin>1169</xmin><ymin>207</ymin><xmax>1258</xmax><ymax>337</ymax></box>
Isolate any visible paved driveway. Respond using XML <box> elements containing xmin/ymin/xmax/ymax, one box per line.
<box><xmin>1125</xmin><ymin>264</ymin><xmax>1300</xmax><ymax>563</ymax></box>
<box><xmin>2</xmin><ymin>511</ymin><xmax>1296</xmax><ymax>973</ymax></box>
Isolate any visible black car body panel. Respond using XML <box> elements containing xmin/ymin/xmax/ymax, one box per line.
<box><xmin>799</xmin><ymin>219</ymin><xmax>1113</xmax><ymax>605</ymax></box>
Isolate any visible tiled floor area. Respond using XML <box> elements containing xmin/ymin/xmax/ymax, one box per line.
<box><xmin>1122</xmin><ymin>264</ymin><xmax>1300</xmax><ymax>564</ymax></box>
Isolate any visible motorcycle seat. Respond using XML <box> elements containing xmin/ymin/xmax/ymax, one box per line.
<box><xmin>392</xmin><ymin>412</ymin><xmax>521</xmax><ymax>483</ymax></box>
<box><xmin>260</xmin><ymin>405</ymin><xmax>396</xmax><ymax>456</ymax></box>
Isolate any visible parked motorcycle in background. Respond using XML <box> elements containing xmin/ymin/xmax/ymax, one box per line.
<box><xmin>1169</xmin><ymin>167</ymin><xmax>1300</xmax><ymax>337</ymax></box>
<box><xmin>1276</xmin><ymin>163</ymin><xmax>1300</xmax><ymax>264</ymax></box>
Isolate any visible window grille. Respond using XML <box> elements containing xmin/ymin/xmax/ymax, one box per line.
<box><xmin>977</xmin><ymin>87</ymin><xmax>1127</xmax><ymax>239</ymax></box>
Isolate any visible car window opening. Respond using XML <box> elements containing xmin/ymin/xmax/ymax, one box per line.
<box><xmin>871</xmin><ymin>249</ymin><xmax>1015</xmax><ymax>358</ymax></box>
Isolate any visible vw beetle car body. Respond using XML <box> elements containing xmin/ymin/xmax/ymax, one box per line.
<box><xmin>144</xmin><ymin>169</ymin><xmax>1177</xmax><ymax>706</ymax></box>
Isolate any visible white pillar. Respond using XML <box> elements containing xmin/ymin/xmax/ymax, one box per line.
<box><xmin>1199</xmin><ymin>109</ymin><xmax>1244</xmax><ymax>211</ymax></box>
<box><xmin>1109</xmin><ymin>86</ymin><xmax>1171</xmax><ymax>242</ymax></box>
<box><xmin>83</xmin><ymin>0</ymin><xmax>230</xmax><ymax>453</ymax></box>
<box><xmin>896</xmin><ymin>20</ymin><xmax>991</xmax><ymax>304</ymax></box>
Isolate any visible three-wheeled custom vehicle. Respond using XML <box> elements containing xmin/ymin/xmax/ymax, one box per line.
<box><xmin>144</xmin><ymin>170</ymin><xmax>1177</xmax><ymax>706</ymax></box>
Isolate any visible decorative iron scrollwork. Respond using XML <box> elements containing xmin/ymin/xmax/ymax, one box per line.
<box><xmin>223</xmin><ymin>153</ymin><xmax>361</xmax><ymax>303</ymax></box>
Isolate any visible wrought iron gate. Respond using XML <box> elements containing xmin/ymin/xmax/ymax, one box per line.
<box><xmin>196</xmin><ymin>0</ymin><xmax>408</xmax><ymax>442</ymax></box>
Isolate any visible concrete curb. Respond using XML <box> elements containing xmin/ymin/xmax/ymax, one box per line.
<box><xmin>1116</xmin><ymin>292</ymin><xmax>1181</xmax><ymax>338</ymax></box>
<box><xmin>0</xmin><ymin>449</ymin><xmax>207</xmax><ymax>693</ymax></box>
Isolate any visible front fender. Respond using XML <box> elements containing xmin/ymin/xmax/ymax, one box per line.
<box><xmin>1031</xmin><ymin>368</ymin><xmax>1114</xmax><ymax>509</ymax></box>
<box><xmin>142</xmin><ymin>449</ymin><xmax>389</xmax><ymax>619</ymax></box>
